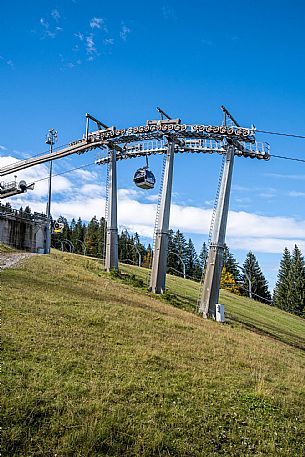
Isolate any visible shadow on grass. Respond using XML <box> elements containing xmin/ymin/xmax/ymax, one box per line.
<box><xmin>226</xmin><ymin>313</ymin><xmax>305</xmax><ymax>352</ymax></box>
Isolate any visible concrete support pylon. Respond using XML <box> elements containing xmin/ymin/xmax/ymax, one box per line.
<box><xmin>105</xmin><ymin>149</ymin><xmax>118</xmax><ymax>271</ymax></box>
<box><xmin>149</xmin><ymin>140</ymin><xmax>175</xmax><ymax>294</ymax></box>
<box><xmin>199</xmin><ymin>145</ymin><xmax>235</xmax><ymax>318</ymax></box>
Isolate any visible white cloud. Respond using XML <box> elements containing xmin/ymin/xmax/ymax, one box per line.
<box><xmin>145</xmin><ymin>194</ymin><xmax>159</xmax><ymax>202</ymax></box>
<box><xmin>0</xmin><ymin>145</ymin><xmax>7</xmax><ymax>151</ymax></box>
<box><xmin>40</xmin><ymin>18</ymin><xmax>55</xmax><ymax>38</ymax></box>
<box><xmin>80</xmin><ymin>183</ymin><xmax>104</xmax><ymax>196</ymax></box>
<box><xmin>288</xmin><ymin>191</ymin><xmax>305</xmax><ymax>197</ymax></box>
<box><xmin>227</xmin><ymin>211</ymin><xmax>305</xmax><ymax>239</ymax></box>
<box><xmin>120</xmin><ymin>24</ymin><xmax>131</xmax><ymax>41</ymax></box>
<box><xmin>104</xmin><ymin>38</ymin><xmax>114</xmax><ymax>46</ymax></box>
<box><xmin>228</xmin><ymin>237</ymin><xmax>305</xmax><ymax>254</ymax></box>
<box><xmin>257</xmin><ymin>190</ymin><xmax>276</xmax><ymax>198</ymax></box>
<box><xmin>39</xmin><ymin>16</ymin><xmax>63</xmax><ymax>38</ymax></box>
<box><xmin>72</xmin><ymin>168</ymin><xmax>98</xmax><ymax>181</ymax></box>
<box><xmin>118</xmin><ymin>188</ymin><xmax>139</xmax><ymax>199</ymax></box>
<box><xmin>120</xmin><ymin>224</ymin><xmax>154</xmax><ymax>238</ymax></box>
<box><xmin>75</xmin><ymin>32</ymin><xmax>84</xmax><ymax>41</ymax></box>
<box><xmin>265</xmin><ymin>172</ymin><xmax>305</xmax><ymax>180</ymax></box>
<box><xmin>52</xmin><ymin>197</ymin><xmax>106</xmax><ymax>221</ymax></box>
<box><xmin>89</xmin><ymin>17</ymin><xmax>106</xmax><ymax>31</ymax></box>
<box><xmin>86</xmin><ymin>34</ymin><xmax>97</xmax><ymax>55</ymax></box>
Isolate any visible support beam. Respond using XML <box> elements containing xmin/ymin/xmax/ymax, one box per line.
<box><xmin>45</xmin><ymin>159</ymin><xmax>53</xmax><ymax>254</ymax></box>
<box><xmin>199</xmin><ymin>145</ymin><xmax>235</xmax><ymax>318</ymax></box>
<box><xmin>149</xmin><ymin>140</ymin><xmax>175</xmax><ymax>293</ymax></box>
<box><xmin>105</xmin><ymin>149</ymin><xmax>118</xmax><ymax>271</ymax></box>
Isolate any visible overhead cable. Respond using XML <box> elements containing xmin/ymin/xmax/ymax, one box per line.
<box><xmin>32</xmin><ymin>161</ymin><xmax>97</xmax><ymax>184</ymax></box>
<box><xmin>270</xmin><ymin>154</ymin><xmax>305</xmax><ymax>163</ymax></box>
<box><xmin>257</xmin><ymin>129</ymin><xmax>305</xmax><ymax>139</ymax></box>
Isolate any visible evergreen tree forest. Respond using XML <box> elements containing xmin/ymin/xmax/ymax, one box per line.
<box><xmin>273</xmin><ymin>245</ymin><xmax>305</xmax><ymax>316</ymax></box>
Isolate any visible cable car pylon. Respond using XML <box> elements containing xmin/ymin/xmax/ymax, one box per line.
<box><xmin>105</xmin><ymin>147</ymin><xmax>119</xmax><ymax>272</ymax></box>
<box><xmin>149</xmin><ymin>106</ymin><xmax>182</xmax><ymax>293</ymax></box>
<box><xmin>149</xmin><ymin>139</ymin><xmax>176</xmax><ymax>293</ymax></box>
<box><xmin>199</xmin><ymin>144</ymin><xmax>235</xmax><ymax>317</ymax></box>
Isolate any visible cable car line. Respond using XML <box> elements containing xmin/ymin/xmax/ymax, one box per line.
<box><xmin>31</xmin><ymin>161</ymin><xmax>97</xmax><ymax>184</ymax></box>
<box><xmin>256</xmin><ymin>129</ymin><xmax>305</xmax><ymax>139</ymax></box>
<box><xmin>17</xmin><ymin>150</ymin><xmax>305</xmax><ymax>194</ymax></box>
<box><xmin>270</xmin><ymin>154</ymin><xmax>305</xmax><ymax>163</ymax></box>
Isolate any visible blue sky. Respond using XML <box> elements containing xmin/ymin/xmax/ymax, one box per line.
<box><xmin>1</xmin><ymin>0</ymin><xmax>305</xmax><ymax>290</ymax></box>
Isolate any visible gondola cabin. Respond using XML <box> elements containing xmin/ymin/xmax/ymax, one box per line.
<box><xmin>133</xmin><ymin>167</ymin><xmax>156</xmax><ymax>189</ymax></box>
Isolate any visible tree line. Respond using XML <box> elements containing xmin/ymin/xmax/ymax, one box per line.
<box><xmin>11</xmin><ymin>205</ymin><xmax>302</xmax><ymax>318</ymax></box>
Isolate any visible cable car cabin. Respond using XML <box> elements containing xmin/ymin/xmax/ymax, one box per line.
<box><xmin>133</xmin><ymin>168</ymin><xmax>156</xmax><ymax>189</ymax></box>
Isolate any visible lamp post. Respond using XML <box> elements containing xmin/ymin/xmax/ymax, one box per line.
<box><xmin>169</xmin><ymin>251</ymin><xmax>186</xmax><ymax>279</ymax></box>
<box><xmin>45</xmin><ymin>128</ymin><xmax>58</xmax><ymax>254</ymax></box>
<box><xmin>237</xmin><ymin>264</ymin><xmax>252</xmax><ymax>299</ymax></box>
<box><xmin>77</xmin><ymin>239</ymin><xmax>87</xmax><ymax>256</ymax></box>
<box><xmin>63</xmin><ymin>239</ymin><xmax>74</xmax><ymax>253</ymax></box>
<box><xmin>134</xmin><ymin>244</ymin><xmax>142</xmax><ymax>267</ymax></box>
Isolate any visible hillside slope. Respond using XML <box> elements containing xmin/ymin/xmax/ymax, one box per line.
<box><xmin>2</xmin><ymin>251</ymin><xmax>305</xmax><ymax>456</ymax></box>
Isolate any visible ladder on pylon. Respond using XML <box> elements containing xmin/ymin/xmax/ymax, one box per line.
<box><xmin>147</xmin><ymin>152</ymin><xmax>167</xmax><ymax>287</ymax></box>
<box><xmin>197</xmin><ymin>153</ymin><xmax>226</xmax><ymax>309</ymax></box>
<box><xmin>103</xmin><ymin>154</ymin><xmax>110</xmax><ymax>267</ymax></box>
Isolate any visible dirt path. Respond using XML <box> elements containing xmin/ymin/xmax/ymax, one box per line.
<box><xmin>0</xmin><ymin>252</ymin><xmax>36</xmax><ymax>270</ymax></box>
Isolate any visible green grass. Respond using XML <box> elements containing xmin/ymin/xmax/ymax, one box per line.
<box><xmin>0</xmin><ymin>242</ymin><xmax>17</xmax><ymax>253</ymax></box>
<box><xmin>121</xmin><ymin>263</ymin><xmax>305</xmax><ymax>351</ymax></box>
<box><xmin>2</xmin><ymin>251</ymin><xmax>305</xmax><ymax>456</ymax></box>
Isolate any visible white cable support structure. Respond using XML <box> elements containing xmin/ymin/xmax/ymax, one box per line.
<box><xmin>0</xmin><ymin>120</ymin><xmax>269</xmax><ymax>178</ymax></box>
<box><xmin>0</xmin><ymin>108</ymin><xmax>271</xmax><ymax>320</ymax></box>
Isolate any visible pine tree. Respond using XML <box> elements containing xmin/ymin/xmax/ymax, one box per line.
<box><xmin>85</xmin><ymin>216</ymin><xmax>99</xmax><ymax>256</ymax></box>
<box><xmin>199</xmin><ymin>242</ymin><xmax>208</xmax><ymax>271</ymax></box>
<box><xmin>185</xmin><ymin>238</ymin><xmax>200</xmax><ymax>278</ymax></box>
<box><xmin>118</xmin><ymin>229</ymin><xmax>130</xmax><ymax>261</ymax></box>
<box><xmin>223</xmin><ymin>244</ymin><xmax>240</xmax><ymax>282</ymax></box>
<box><xmin>173</xmin><ymin>230</ymin><xmax>187</xmax><ymax>262</ymax></box>
<box><xmin>273</xmin><ymin>247</ymin><xmax>293</xmax><ymax>311</ymax></box>
<box><xmin>242</xmin><ymin>251</ymin><xmax>271</xmax><ymax>303</ymax></box>
<box><xmin>167</xmin><ymin>230</ymin><xmax>186</xmax><ymax>276</ymax></box>
<box><xmin>69</xmin><ymin>218</ymin><xmax>78</xmax><ymax>252</ymax></box>
<box><xmin>167</xmin><ymin>229</ymin><xmax>178</xmax><ymax>273</ymax></box>
<box><xmin>290</xmin><ymin>245</ymin><xmax>305</xmax><ymax>316</ymax></box>
<box><xmin>97</xmin><ymin>217</ymin><xmax>106</xmax><ymax>258</ymax></box>
<box><xmin>197</xmin><ymin>241</ymin><xmax>208</xmax><ymax>281</ymax></box>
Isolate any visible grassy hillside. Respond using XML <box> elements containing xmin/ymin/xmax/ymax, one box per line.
<box><xmin>2</xmin><ymin>251</ymin><xmax>305</xmax><ymax>456</ymax></box>
<box><xmin>121</xmin><ymin>263</ymin><xmax>305</xmax><ymax>351</ymax></box>
<box><xmin>0</xmin><ymin>243</ymin><xmax>17</xmax><ymax>253</ymax></box>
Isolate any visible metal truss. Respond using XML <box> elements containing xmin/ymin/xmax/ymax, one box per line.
<box><xmin>95</xmin><ymin>138</ymin><xmax>270</xmax><ymax>166</ymax></box>
<box><xmin>0</xmin><ymin>121</ymin><xmax>270</xmax><ymax>177</ymax></box>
